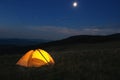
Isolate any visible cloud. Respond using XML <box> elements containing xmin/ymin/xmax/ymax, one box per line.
<box><xmin>28</xmin><ymin>26</ymin><xmax>120</xmax><ymax>39</ymax></box>
<box><xmin>0</xmin><ymin>26</ymin><xmax>28</xmax><ymax>38</ymax></box>
<box><xmin>30</xmin><ymin>26</ymin><xmax>80</xmax><ymax>35</ymax></box>
<box><xmin>0</xmin><ymin>25</ymin><xmax>120</xmax><ymax>40</ymax></box>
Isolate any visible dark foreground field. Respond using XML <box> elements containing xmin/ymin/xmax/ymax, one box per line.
<box><xmin>0</xmin><ymin>41</ymin><xmax>120</xmax><ymax>80</ymax></box>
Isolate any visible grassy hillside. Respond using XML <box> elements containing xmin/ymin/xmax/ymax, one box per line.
<box><xmin>0</xmin><ymin>41</ymin><xmax>120</xmax><ymax>80</ymax></box>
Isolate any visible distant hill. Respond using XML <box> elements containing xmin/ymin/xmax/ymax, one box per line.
<box><xmin>0</xmin><ymin>38</ymin><xmax>50</xmax><ymax>46</ymax></box>
<box><xmin>60</xmin><ymin>33</ymin><xmax>120</xmax><ymax>43</ymax></box>
<box><xmin>1</xmin><ymin>33</ymin><xmax>120</xmax><ymax>54</ymax></box>
<box><xmin>38</xmin><ymin>33</ymin><xmax>120</xmax><ymax>47</ymax></box>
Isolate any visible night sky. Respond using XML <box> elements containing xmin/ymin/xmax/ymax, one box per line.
<box><xmin>0</xmin><ymin>0</ymin><xmax>120</xmax><ymax>40</ymax></box>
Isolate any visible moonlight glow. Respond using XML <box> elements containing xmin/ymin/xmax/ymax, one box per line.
<box><xmin>73</xmin><ymin>2</ymin><xmax>78</xmax><ymax>7</ymax></box>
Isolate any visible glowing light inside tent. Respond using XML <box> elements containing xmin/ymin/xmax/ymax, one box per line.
<box><xmin>16</xmin><ymin>49</ymin><xmax>55</xmax><ymax>67</ymax></box>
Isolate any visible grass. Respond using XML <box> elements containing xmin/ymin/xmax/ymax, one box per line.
<box><xmin>0</xmin><ymin>42</ymin><xmax>120</xmax><ymax>80</ymax></box>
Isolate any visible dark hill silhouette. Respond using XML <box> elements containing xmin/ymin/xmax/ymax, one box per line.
<box><xmin>1</xmin><ymin>33</ymin><xmax>120</xmax><ymax>54</ymax></box>
<box><xmin>0</xmin><ymin>38</ymin><xmax>49</xmax><ymax>46</ymax></box>
<box><xmin>37</xmin><ymin>33</ymin><xmax>120</xmax><ymax>47</ymax></box>
<box><xmin>62</xmin><ymin>33</ymin><xmax>120</xmax><ymax>43</ymax></box>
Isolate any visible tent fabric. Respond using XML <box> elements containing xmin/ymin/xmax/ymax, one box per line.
<box><xmin>16</xmin><ymin>49</ymin><xmax>55</xmax><ymax>67</ymax></box>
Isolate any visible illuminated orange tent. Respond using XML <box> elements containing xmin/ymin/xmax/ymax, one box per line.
<box><xmin>16</xmin><ymin>49</ymin><xmax>55</xmax><ymax>67</ymax></box>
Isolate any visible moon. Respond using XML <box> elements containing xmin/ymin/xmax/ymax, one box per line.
<box><xmin>73</xmin><ymin>2</ymin><xmax>78</xmax><ymax>7</ymax></box>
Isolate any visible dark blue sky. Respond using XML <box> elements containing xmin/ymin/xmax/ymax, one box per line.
<box><xmin>0</xmin><ymin>0</ymin><xmax>120</xmax><ymax>40</ymax></box>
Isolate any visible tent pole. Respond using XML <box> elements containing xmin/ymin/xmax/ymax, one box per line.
<box><xmin>37</xmin><ymin>49</ymin><xmax>49</xmax><ymax>65</ymax></box>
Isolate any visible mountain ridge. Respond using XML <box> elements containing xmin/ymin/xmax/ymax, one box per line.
<box><xmin>38</xmin><ymin>33</ymin><xmax>120</xmax><ymax>47</ymax></box>
<box><xmin>0</xmin><ymin>38</ymin><xmax>50</xmax><ymax>46</ymax></box>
